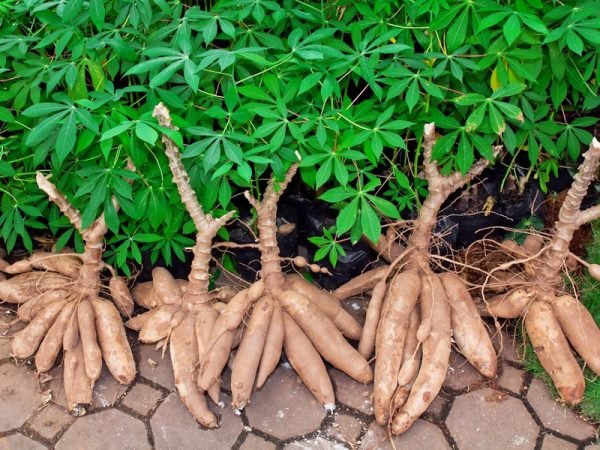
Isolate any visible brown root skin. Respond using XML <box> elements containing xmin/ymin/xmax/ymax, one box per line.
<box><xmin>482</xmin><ymin>289</ymin><xmax>533</xmax><ymax>318</ymax></box>
<box><xmin>282</xmin><ymin>311</ymin><xmax>335</xmax><ymax>408</ymax></box>
<box><xmin>358</xmin><ymin>280</ymin><xmax>387</xmax><ymax>359</ymax></box>
<box><xmin>276</xmin><ymin>289</ymin><xmax>373</xmax><ymax>384</ymax></box>
<box><xmin>333</xmin><ymin>265</ymin><xmax>388</xmax><ymax>300</ymax></box>
<box><xmin>391</xmin><ymin>274</ymin><xmax>452</xmax><ymax>434</ymax></box>
<box><xmin>552</xmin><ymin>295</ymin><xmax>600</xmax><ymax>376</ymax></box>
<box><xmin>525</xmin><ymin>300</ymin><xmax>584</xmax><ymax>404</ymax></box>
<box><xmin>373</xmin><ymin>270</ymin><xmax>421</xmax><ymax>425</ymax></box>
<box><xmin>440</xmin><ymin>273</ymin><xmax>497</xmax><ymax>378</ymax></box>
<box><xmin>109</xmin><ymin>277</ymin><xmax>134</xmax><ymax>317</ymax></box>
<box><xmin>231</xmin><ymin>295</ymin><xmax>274</xmax><ymax>410</ymax></box>
<box><xmin>256</xmin><ymin>301</ymin><xmax>284</xmax><ymax>389</ymax></box>
<box><xmin>286</xmin><ymin>274</ymin><xmax>362</xmax><ymax>340</ymax></box>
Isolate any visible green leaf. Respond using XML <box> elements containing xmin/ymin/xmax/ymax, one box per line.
<box><xmin>367</xmin><ymin>195</ymin><xmax>400</xmax><ymax>219</ymax></box>
<box><xmin>503</xmin><ymin>14</ymin><xmax>521</xmax><ymax>46</ymax></box>
<box><xmin>446</xmin><ymin>9</ymin><xmax>468</xmax><ymax>52</ymax></box>
<box><xmin>320</xmin><ymin>187</ymin><xmax>355</xmax><ymax>203</ymax></box>
<box><xmin>489</xmin><ymin>104</ymin><xmax>505</xmax><ymax>135</ymax></box>
<box><xmin>565</xmin><ymin>29</ymin><xmax>583</xmax><ymax>55</ymax></box>
<box><xmin>406</xmin><ymin>79</ymin><xmax>420</xmax><ymax>112</ymax></box>
<box><xmin>336</xmin><ymin>198</ymin><xmax>359</xmax><ymax>235</ymax></box>
<box><xmin>23</xmin><ymin>103</ymin><xmax>67</xmax><ymax>117</ymax></box>
<box><xmin>101</xmin><ymin>122</ymin><xmax>133</xmax><ymax>141</ymax></box>
<box><xmin>88</xmin><ymin>0</ymin><xmax>105</xmax><ymax>30</ymax></box>
<box><xmin>150</xmin><ymin>61</ymin><xmax>184</xmax><ymax>89</ymax></box>
<box><xmin>456</xmin><ymin>134</ymin><xmax>473</xmax><ymax>175</ymax></box>
<box><xmin>0</xmin><ymin>107</ymin><xmax>14</xmax><ymax>123</ymax></box>
<box><xmin>465</xmin><ymin>104</ymin><xmax>486</xmax><ymax>132</ymax></box>
<box><xmin>55</xmin><ymin>112</ymin><xmax>77</xmax><ymax>163</ymax></box>
<box><xmin>135</xmin><ymin>121</ymin><xmax>158</xmax><ymax>145</ymax></box>
<box><xmin>26</xmin><ymin>111</ymin><xmax>68</xmax><ymax>146</ymax></box>
<box><xmin>360</xmin><ymin>200</ymin><xmax>381</xmax><ymax>243</ymax></box>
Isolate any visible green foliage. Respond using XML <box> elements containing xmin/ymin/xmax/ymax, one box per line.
<box><xmin>1</xmin><ymin>0</ymin><xmax>599</xmax><ymax>269</ymax></box>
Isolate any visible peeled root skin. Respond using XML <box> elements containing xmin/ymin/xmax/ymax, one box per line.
<box><xmin>553</xmin><ymin>295</ymin><xmax>600</xmax><ymax>376</ymax></box>
<box><xmin>333</xmin><ymin>266</ymin><xmax>388</xmax><ymax>300</ymax></box>
<box><xmin>91</xmin><ymin>298</ymin><xmax>136</xmax><ymax>384</ymax></box>
<box><xmin>287</xmin><ymin>274</ymin><xmax>362</xmax><ymax>340</ymax></box>
<box><xmin>171</xmin><ymin>315</ymin><xmax>218</xmax><ymax>428</ymax></box>
<box><xmin>277</xmin><ymin>289</ymin><xmax>373</xmax><ymax>384</ymax></box>
<box><xmin>231</xmin><ymin>295</ymin><xmax>274</xmax><ymax>409</ymax></box>
<box><xmin>525</xmin><ymin>300</ymin><xmax>584</xmax><ymax>404</ymax></box>
<box><xmin>373</xmin><ymin>270</ymin><xmax>421</xmax><ymax>425</ymax></box>
<box><xmin>282</xmin><ymin>311</ymin><xmax>335</xmax><ymax>407</ymax></box>
<box><xmin>12</xmin><ymin>299</ymin><xmax>68</xmax><ymax>359</ymax></box>
<box><xmin>391</xmin><ymin>274</ymin><xmax>451</xmax><ymax>435</ymax></box>
<box><xmin>440</xmin><ymin>273</ymin><xmax>497</xmax><ymax>378</ymax></box>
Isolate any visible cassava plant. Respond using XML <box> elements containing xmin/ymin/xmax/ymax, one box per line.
<box><xmin>126</xmin><ymin>103</ymin><xmax>238</xmax><ymax>428</ymax></box>
<box><xmin>472</xmin><ymin>136</ymin><xmax>600</xmax><ymax>405</ymax></box>
<box><xmin>197</xmin><ymin>163</ymin><xmax>372</xmax><ymax>412</ymax></box>
<box><xmin>335</xmin><ymin>123</ymin><xmax>500</xmax><ymax>434</ymax></box>
<box><xmin>0</xmin><ymin>172</ymin><xmax>136</xmax><ymax>412</ymax></box>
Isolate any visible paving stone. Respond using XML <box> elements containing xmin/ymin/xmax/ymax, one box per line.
<box><xmin>359</xmin><ymin>419</ymin><xmax>449</xmax><ymax>450</ymax></box>
<box><xmin>245</xmin><ymin>366</ymin><xmax>325</xmax><ymax>439</ymax></box>
<box><xmin>27</xmin><ymin>404</ymin><xmax>74</xmax><ymax>441</ymax></box>
<box><xmin>122</xmin><ymin>383</ymin><xmax>162</xmax><ymax>416</ymax></box>
<box><xmin>285</xmin><ymin>436</ymin><xmax>350</xmax><ymax>450</ymax></box>
<box><xmin>0</xmin><ymin>308</ymin><xmax>25</xmax><ymax>359</ymax></box>
<box><xmin>585</xmin><ymin>445</ymin><xmax>600</xmax><ymax>449</ymax></box>
<box><xmin>151</xmin><ymin>393</ymin><xmax>241</xmax><ymax>449</ymax></box>
<box><xmin>136</xmin><ymin>344</ymin><xmax>174</xmax><ymax>389</ymax></box>
<box><xmin>446</xmin><ymin>388</ymin><xmax>538</xmax><ymax>449</ymax></box>
<box><xmin>425</xmin><ymin>395</ymin><xmax>449</xmax><ymax>421</ymax></box>
<box><xmin>541</xmin><ymin>434</ymin><xmax>577</xmax><ymax>450</ymax></box>
<box><xmin>329</xmin><ymin>368</ymin><xmax>373</xmax><ymax>414</ymax></box>
<box><xmin>443</xmin><ymin>351</ymin><xmax>482</xmax><ymax>391</ymax></box>
<box><xmin>92</xmin><ymin>366</ymin><xmax>129</xmax><ymax>408</ymax></box>
<box><xmin>497</xmin><ymin>364</ymin><xmax>524</xmax><ymax>394</ymax></box>
<box><xmin>0</xmin><ymin>433</ymin><xmax>46</xmax><ymax>449</ymax></box>
<box><xmin>492</xmin><ymin>330</ymin><xmax>523</xmax><ymax>364</ymax></box>
<box><xmin>327</xmin><ymin>413</ymin><xmax>364</xmax><ymax>444</ymax></box>
<box><xmin>0</xmin><ymin>363</ymin><xmax>43</xmax><ymax>431</ymax></box>
<box><xmin>55</xmin><ymin>409</ymin><xmax>149</xmax><ymax>450</ymax></box>
<box><xmin>240</xmin><ymin>434</ymin><xmax>276</xmax><ymax>450</ymax></box>
<box><xmin>527</xmin><ymin>379</ymin><xmax>596</xmax><ymax>441</ymax></box>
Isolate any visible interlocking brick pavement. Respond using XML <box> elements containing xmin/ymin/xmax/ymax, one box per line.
<box><xmin>0</xmin><ymin>306</ymin><xmax>598</xmax><ymax>449</ymax></box>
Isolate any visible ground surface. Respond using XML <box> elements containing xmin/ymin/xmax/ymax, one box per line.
<box><xmin>0</xmin><ymin>302</ymin><xmax>598</xmax><ymax>450</ymax></box>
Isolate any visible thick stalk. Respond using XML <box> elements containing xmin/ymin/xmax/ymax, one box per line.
<box><xmin>539</xmin><ymin>139</ymin><xmax>600</xmax><ymax>288</ymax></box>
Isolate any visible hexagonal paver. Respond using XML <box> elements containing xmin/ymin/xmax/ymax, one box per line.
<box><xmin>359</xmin><ymin>420</ymin><xmax>449</xmax><ymax>450</ymax></box>
<box><xmin>447</xmin><ymin>388</ymin><xmax>538</xmax><ymax>449</ymax></box>
<box><xmin>136</xmin><ymin>344</ymin><xmax>174</xmax><ymax>389</ymax></box>
<box><xmin>497</xmin><ymin>364</ymin><xmax>523</xmax><ymax>394</ymax></box>
<box><xmin>55</xmin><ymin>409</ymin><xmax>149</xmax><ymax>450</ymax></box>
<box><xmin>527</xmin><ymin>379</ymin><xmax>596</xmax><ymax>441</ymax></box>
<box><xmin>492</xmin><ymin>330</ymin><xmax>523</xmax><ymax>364</ymax></box>
<box><xmin>122</xmin><ymin>383</ymin><xmax>162</xmax><ymax>416</ymax></box>
<box><xmin>0</xmin><ymin>433</ymin><xmax>46</xmax><ymax>449</ymax></box>
<box><xmin>285</xmin><ymin>436</ymin><xmax>349</xmax><ymax>449</ymax></box>
<box><xmin>0</xmin><ymin>363</ymin><xmax>43</xmax><ymax>431</ymax></box>
<box><xmin>240</xmin><ymin>434</ymin><xmax>276</xmax><ymax>449</ymax></box>
<box><xmin>245</xmin><ymin>366</ymin><xmax>325</xmax><ymax>439</ymax></box>
<box><xmin>92</xmin><ymin>367</ymin><xmax>129</xmax><ymax>408</ymax></box>
<box><xmin>444</xmin><ymin>351</ymin><xmax>482</xmax><ymax>391</ymax></box>
<box><xmin>586</xmin><ymin>445</ymin><xmax>600</xmax><ymax>449</ymax></box>
<box><xmin>425</xmin><ymin>395</ymin><xmax>449</xmax><ymax>421</ymax></box>
<box><xmin>329</xmin><ymin>369</ymin><xmax>373</xmax><ymax>414</ymax></box>
<box><xmin>151</xmin><ymin>393</ymin><xmax>242</xmax><ymax>449</ymax></box>
<box><xmin>327</xmin><ymin>413</ymin><xmax>364</xmax><ymax>444</ymax></box>
<box><xmin>541</xmin><ymin>434</ymin><xmax>577</xmax><ymax>450</ymax></box>
<box><xmin>27</xmin><ymin>404</ymin><xmax>74</xmax><ymax>441</ymax></box>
